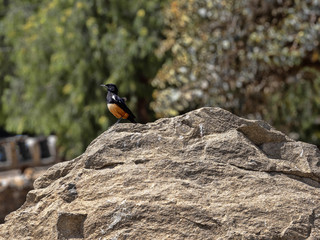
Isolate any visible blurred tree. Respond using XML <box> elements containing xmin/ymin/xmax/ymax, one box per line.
<box><xmin>269</xmin><ymin>68</ymin><xmax>320</xmax><ymax>144</ymax></box>
<box><xmin>152</xmin><ymin>0</ymin><xmax>320</xmax><ymax>146</ymax></box>
<box><xmin>1</xmin><ymin>0</ymin><xmax>166</xmax><ymax>158</ymax></box>
<box><xmin>0</xmin><ymin>0</ymin><xmax>13</xmax><ymax>126</ymax></box>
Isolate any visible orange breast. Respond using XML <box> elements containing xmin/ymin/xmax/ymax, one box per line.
<box><xmin>107</xmin><ymin>104</ymin><xmax>129</xmax><ymax>119</ymax></box>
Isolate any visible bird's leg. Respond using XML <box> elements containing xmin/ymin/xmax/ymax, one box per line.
<box><xmin>108</xmin><ymin>118</ymin><xmax>123</xmax><ymax>131</ymax></box>
<box><xmin>115</xmin><ymin>117</ymin><xmax>122</xmax><ymax>124</ymax></box>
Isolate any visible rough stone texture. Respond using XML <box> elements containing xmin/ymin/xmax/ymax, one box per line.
<box><xmin>0</xmin><ymin>107</ymin><xmax>320</xmax><ymax>239</ymax></box>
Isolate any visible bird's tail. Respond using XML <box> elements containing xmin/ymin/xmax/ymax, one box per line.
<box><xmin>127</xmin><ymin>115</ymin><xmax>137</xmax><ymax>123</ymax></box>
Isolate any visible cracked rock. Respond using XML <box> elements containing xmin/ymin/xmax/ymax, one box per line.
<box><xmin>0</xmin><ymin>107</ymin><xmax>320</xmax><ymax>239</ymax></box>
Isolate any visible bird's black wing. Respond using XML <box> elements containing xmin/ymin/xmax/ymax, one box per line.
<box><xmin>112</xmin><ymin>94</ymin><xmax>136</xmax><ymax>119</ymax></box>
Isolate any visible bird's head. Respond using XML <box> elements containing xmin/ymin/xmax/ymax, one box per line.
<box><xmin>100</xmin><ymin>83</ymin><xmax>118</xmax><ymax>94</ymax></box>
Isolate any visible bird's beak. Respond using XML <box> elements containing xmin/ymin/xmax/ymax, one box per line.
<box><xmin>100</xmin><ymin>84</ymin><xmax>107</xmax><ymax>87</ymax></box>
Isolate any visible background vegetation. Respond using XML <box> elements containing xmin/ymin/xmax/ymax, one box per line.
<box><xmin>1</xmin><ymin>0</ymin><xmax>320</xmax><ymax>159</ymax></box>
<box><xmin>0</xmin><ymin>0</ymin><xmax>166</xmax><ymax>158</ymax></box>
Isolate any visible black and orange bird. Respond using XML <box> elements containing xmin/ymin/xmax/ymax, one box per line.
<box><xmin>100</xmin><ymin>83</ymin><xmax>136</xmax><ymax>124</ymax></box>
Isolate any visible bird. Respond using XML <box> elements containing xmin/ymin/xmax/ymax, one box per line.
<box><xmin>100</xmin><ymin>83</ymin><xmax>137</xmax><ymax>124</ymax></box>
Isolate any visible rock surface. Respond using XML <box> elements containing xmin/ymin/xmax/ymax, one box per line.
<box><xmin>1</xmin><ymin>107</ymin><xmax>320</xmax><ymax>239</ymax></box>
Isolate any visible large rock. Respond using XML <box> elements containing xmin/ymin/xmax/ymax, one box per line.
<box><xmin>1</xmin><ymin>107</ymin><xmax>320</xmax><ymax>239</ymax></box>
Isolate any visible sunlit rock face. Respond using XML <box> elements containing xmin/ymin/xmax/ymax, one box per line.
<box><xmin>1</xmin><ymin>107</ymin><xmax>320</xmax><ymax>239</ymax></box>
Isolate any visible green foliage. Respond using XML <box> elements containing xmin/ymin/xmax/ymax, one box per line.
<box><xmin>2</xmin><ymin>0</ymin><xmax>320</xmax><ymax>158</ymax></box>
<box><xmin>0</xmin><ymin>0</ymin><xmax>14</xmax><ymax>126</ymax></box>
<box><xmin>152</xmin><ymin>0</ymin><xmax>320</xmax><ymax>146</ymax></box>
<box><xmin>1</xmin><ymin>0</ymin><xmax>166</xmax><ymax>158</ymax></box>
<box><xmin>268</xmin><ymin>68</ymin><xmax>320</xmax><ymax>145</ymax></box>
